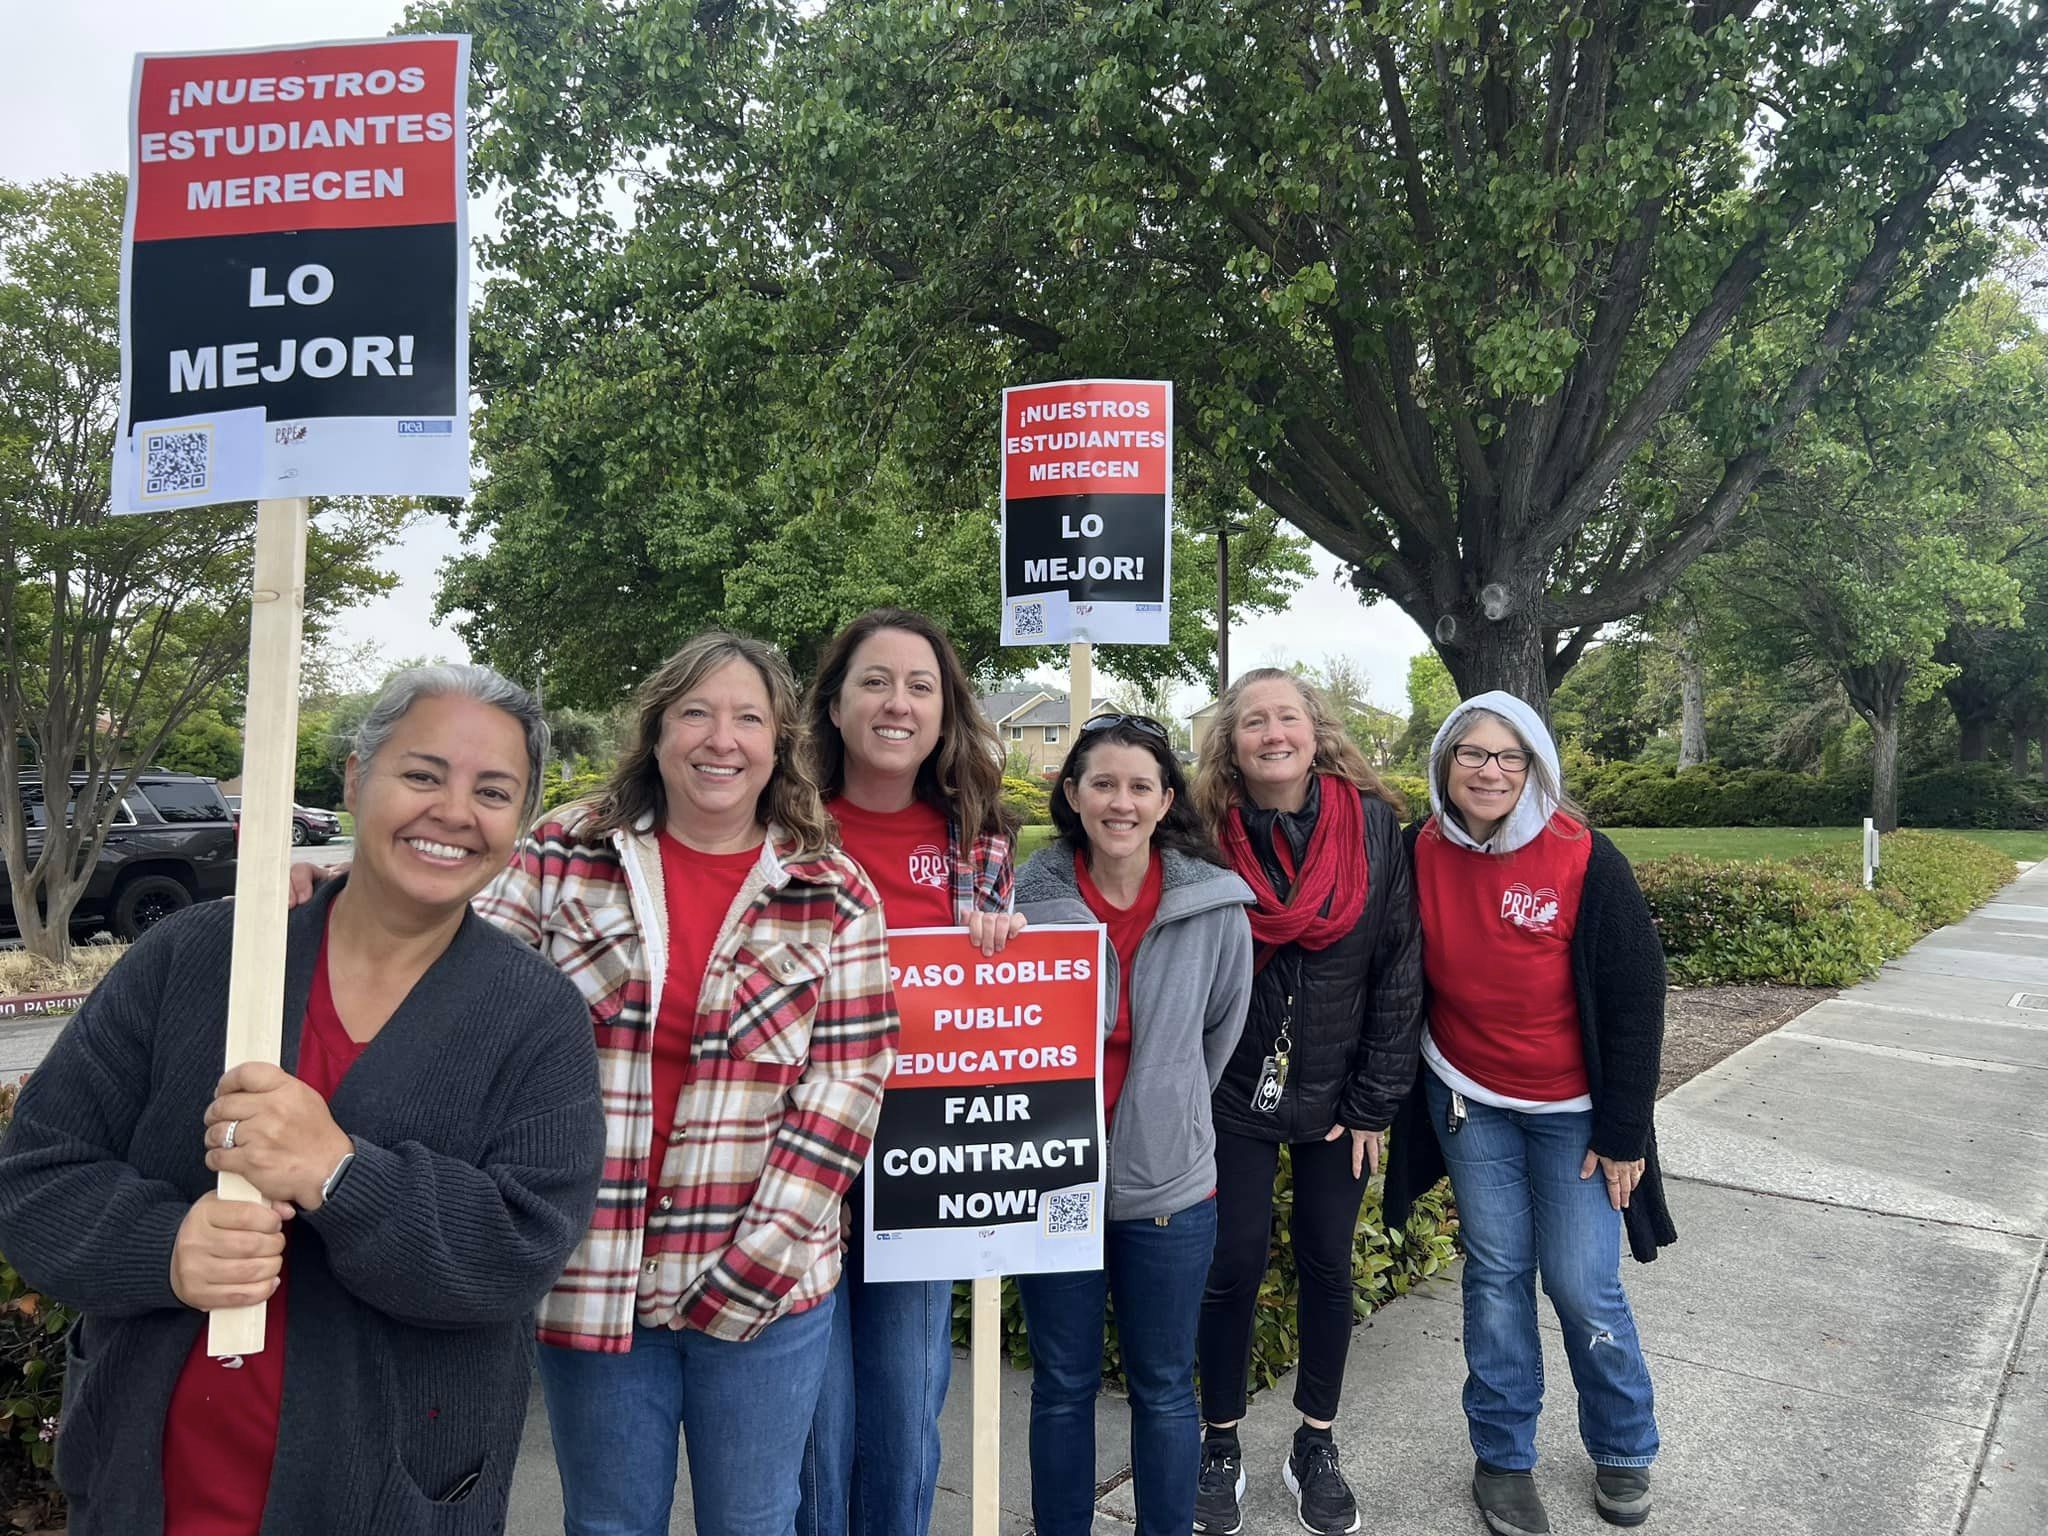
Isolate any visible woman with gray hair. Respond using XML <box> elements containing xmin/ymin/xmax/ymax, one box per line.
<box><xmin>0</xmin><ymin>665</ymin><xmax>605</xmax><ymax>1536</ymax></box>
<box><xmin>1382</xmin><ymin>690</ymin><xmax>1675</xmax><ymax>1536</ymax></box>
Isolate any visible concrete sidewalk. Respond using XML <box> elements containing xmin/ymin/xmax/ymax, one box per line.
<box><xmin>507</xmin><ymin>860</ymin><xmax>2048</xmax><ymax>1534</ymax></box>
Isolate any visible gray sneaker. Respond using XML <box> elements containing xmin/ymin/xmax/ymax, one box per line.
<box><xmin>1594</xmin><ymin>1465</ymin><xmax>1652</xmax><ymax>1526</ymax></box>
<box><xmin>1472</xmin><ymin>1461</ymin><xmax>1551</xmax><ymax>1535</ymax></box>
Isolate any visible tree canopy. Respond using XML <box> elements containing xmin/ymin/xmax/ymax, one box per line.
<box><xmin>422</xmin><ymin>0</ymin><xmax>2048</xmax><ymax>710</ymax></box>
<box><xmin>0</xmin><ymin>174</ymin><xmax>407</xmax><ymax>960</ymax></box>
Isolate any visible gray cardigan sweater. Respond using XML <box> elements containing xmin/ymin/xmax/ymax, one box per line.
<box><xmin>1015</xmin><ymin>844</ymin><xmax>1254</xmax><ymax>1222</ymax></box>
<box><xmin>0</xmin><ymin>880</ymin><xmax>604</xmax><ymax>1536</ymax></box>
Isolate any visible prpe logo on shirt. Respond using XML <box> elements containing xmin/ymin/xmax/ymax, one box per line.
<box><xmin>909</xmin><ymin>844</ymin><xmax>950</xmax><ymax>890</ymax></box>
<box><xmin>1500</xmin><ymin>883</ymin><xmax>1561</xmax><ymax>933</ymax></box>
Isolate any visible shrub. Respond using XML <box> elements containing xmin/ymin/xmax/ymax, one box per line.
<box><xmin>1796</xmin><ymin>829</ymin><xmax>2018</xmax><ymax>930</ymax></box>
<box><xmin>1574</xmin><ymin>760</ymin><xmax>2048</xmax><ymax>830</ymax></box>
<box><xmin>1000</xmin><ymin>775</ymin><xmax>1052</xmax><ymax>827</ymax></box>
<box><xmin>539</xmin><ymin>761</ymin><xmax>607</xmax><ymax>813</ymax></box>
<box><xmin>952</xmin><ymin>1134</ymin><xmax>1459</xmax><ymax>1391</ymax></box>
<box><xmin>1380</xmin><ymin>773</ymin><xmax>1429</xmax><ymax>819</ymax></box>
<box><xmin>1637</xmin><ymin>854</ymin><xmax>1917</xmax><ymax>987</ymax></box>
<box><xmin>0</xmin><ymin>1078</ymin><xmax>76</xmax><ymax>1527</ymax></box>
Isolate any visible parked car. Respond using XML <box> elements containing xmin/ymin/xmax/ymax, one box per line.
<box><xmin>3</xmin><ymin>771</ymin><xmax>238</xmax><ymax>942</ymax></box>
<box><xmin>223</xmin><ymin>796</ymin><xmax>341</xmax><ymax>846</ymax></box>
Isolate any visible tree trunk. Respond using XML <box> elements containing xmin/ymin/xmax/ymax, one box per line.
<box><xmin>2014</xmin><ymin>726</ymin><xmax>2033</xmax><ymax>776</ymax></box>
<box><xmin>2036</xmin><ymin>721</ymin><xmax>2048</xmax><ymax>785</ymax></box>
<box><xmin>1677</xmin><ymin>647</ymin><xmax>1709</xmax><ymax>768</ymax></box>
<box><xmin>1438</xmin><ymin>611</ymin><xmax>1552</xmax><ymax>720</ymax></box>
<box><xmin>1870</xmin><ymin>710</ymin><xmax>1901</xmax><ymax>833</ymax></box>
<box><xmin>1957</xmin><ymin>718</ymin><xmax>1989</xmax><ymax>763</ymax></box>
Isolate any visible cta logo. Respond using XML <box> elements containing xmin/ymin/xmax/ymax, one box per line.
<box><xmin>1501</xmin><ymin>883</ymin><xmax>1561</xmax><ymax>933</ymax></box>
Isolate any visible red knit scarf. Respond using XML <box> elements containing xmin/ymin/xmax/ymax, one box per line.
<box><xmin>1222</xmin><ymin>775</ymin><xmax>1369</xmax><ymax>970</ymax></box>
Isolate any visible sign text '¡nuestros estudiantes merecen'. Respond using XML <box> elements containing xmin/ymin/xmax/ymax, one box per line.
<box><xmin>142</xmin><ymin>67</ymin><xmax>452</xmax><ymax>213</ymax></box>
<box><xmin>887</xmin><ymin>953</ymin><xmax>1092</xmax><ymax>1081</ymax></box>
<box><xmin>165</xmin><ymin>264</ymin><xmax>416</xmax><ymax>395</ymax></box>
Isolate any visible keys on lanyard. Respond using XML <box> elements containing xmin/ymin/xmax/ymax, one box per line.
<box><xmin>1251</xmin><ymin>996</ymin><xmax>1293</xmax><ymax>1114</ymax></box>
<box><xmin>1445</xmin><ymin>1088</ymin><xmax>1468</xmax><ymax>1136</ymax></box>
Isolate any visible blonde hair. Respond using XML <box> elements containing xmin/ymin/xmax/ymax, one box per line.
<box><xmin>1193</xmin><ymin>667</ymin><xmax>1404</xmax><ymax>833</ymax></box>
<box><xmin>583</xmin><ymin>631</ymin><xmax>834</xmax><ymax>855</ymax></box>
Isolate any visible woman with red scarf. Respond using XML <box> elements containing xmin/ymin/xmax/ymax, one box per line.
<box><xmin>1189</xmin><ymin>669</ymin><xmax>1423</xmax><ymax>1536</ymax></box>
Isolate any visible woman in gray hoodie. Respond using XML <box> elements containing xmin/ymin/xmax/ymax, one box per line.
<box><xmin>1012</xmin><ymin>712</ymin><xmax>1254</xmax><ymax>1536</ymax></box>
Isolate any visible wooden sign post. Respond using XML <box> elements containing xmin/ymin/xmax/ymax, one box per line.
<box><xmin>972</xmin><ymin>1275</ymin><xmax>1002</xmax><ymax>1536</ymax></box>
<box><xmin>207</xmin><ymin>497</ymin><xmax>310</xmax><ymax>1357</ymax></box>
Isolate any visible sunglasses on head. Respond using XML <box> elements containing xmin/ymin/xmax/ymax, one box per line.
<box><xmin>1080</xmin><ymin>712</ymin><xmax>1170</xmax><ymax>742</ymax></box>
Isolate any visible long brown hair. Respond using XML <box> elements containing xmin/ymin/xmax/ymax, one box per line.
<box><xmin>1192</xmin><ymin>667</ymin><xmax>1404</xmax><ymax>833</ymax></box>
<box><xmin>584</xmin><ymin>630</ymin><xmax>835</xmax><ymax>855</ymax></box>
<box><xmin>805</xmin><ymin>608</ymin><xmax>1016</xmax><ymax>842</ymax></box>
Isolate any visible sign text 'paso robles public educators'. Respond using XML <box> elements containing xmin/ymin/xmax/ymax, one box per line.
<box><xmin>114</xmin><ymin>36</ymin><xmax>470</xmax><ymax>513</ymax></box>
<box><xmin>865</xmin><ymin>926</ymin><xmax>1106</xmax><ymax>1282</ymax></box>
<box><xmin>1000</xmin><ymin>379</ymin><xmax>1172</xmax><ymax>646</ymax></box>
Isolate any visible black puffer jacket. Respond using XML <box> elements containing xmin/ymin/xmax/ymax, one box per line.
<box><xmin>1211</xmin><ymin>781</ymin><xmax>1424</xmax><ymax>1142</ymax></box>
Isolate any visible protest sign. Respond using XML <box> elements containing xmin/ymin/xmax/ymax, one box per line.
<box><xmin>865</xmin><ymin>925</ymin><xmax>1106</xmax><ymax>1282</ymax></box>
<box><xmin>114</xmin><ymin>36</ymin><xmax>470</xmax><ymax>512</ymax></box>
<box><xmin>1000</xmin><ymin>379</ymin><xmax>1172</xmax><ymax>646</ymax></box>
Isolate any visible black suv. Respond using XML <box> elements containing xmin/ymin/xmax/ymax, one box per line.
<box><xmin>3</xmin><ymin>771</ymin><xmax>238</xmax><ymax>942</ymax></box>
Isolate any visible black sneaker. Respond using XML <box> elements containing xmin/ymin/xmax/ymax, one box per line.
<box><xmin>1283</xmin><ymin>1435</ymin><xmax>1360</xmax><ymax>1535</ymax></box>
<box><xmin>1594</xmin><ymin>1465</ymin><xmax>1652</xmax><ymax>1526</ymax></box>
<box><xmin>1472</xmin><ymin>1460</ymin><xmax>1551</xmax><ymax>1535</ymax></box>
<box><xmin>1194</xmin><ymin>1437</ymin><xmax>1246</xmax><ymax>1534</ymax></box>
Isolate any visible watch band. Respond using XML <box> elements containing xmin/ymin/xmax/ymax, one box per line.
<box><xmin>319</xmin><ymin>1147</ymin><xmax>357</xmax><ymax>1205</ymax></box>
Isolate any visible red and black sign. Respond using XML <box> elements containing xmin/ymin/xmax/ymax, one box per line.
<box><xmin>118</xmin><ymin>37</ymin><xmax>470</xmax><ymax>503</ymax></box>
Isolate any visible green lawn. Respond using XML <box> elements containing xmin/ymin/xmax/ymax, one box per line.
<box><xmin>1012</xmin><ymin>822</ymin><xmax>2046</xmax><ymax>864</ymax></box>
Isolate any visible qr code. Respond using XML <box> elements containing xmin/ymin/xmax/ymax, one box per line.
<box><xmin>1012</xmin><ymin>599</ymin><xmax>1047</xmax><ymax>638</ymax></box>
<box><xmin>1041</xmin><ymin>1187</ymin><xmax>1094</xmax><ymax>1238</ymax></box>
<box><xmin>143</xmin><ymin>426</ymin><xmax>211</xmax><ymax>497</ymax></box>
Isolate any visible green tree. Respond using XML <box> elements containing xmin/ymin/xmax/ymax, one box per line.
<box><xmin>1699</xmin><ymin>284</ymin><xmax>2048</xmax><ymax>827</ymax></box>
<box><xmin>0</xmin><ymin>176</ymin><xmax>406</xmax><ymax>961</ymax></box>
<box><xmin>156</xmin><ymin>705</ymin><xmax>244</xmax><ymax>782</ymax></box>
<box><xmin>1392</xmin><ymin>652</ymin><xmax>1462</xmax><ymax>765</ymax></box>
<box><xmin>427</xmin><ymin>0</ymin><xmax>2048</xmax><ymax>710</ymax></box>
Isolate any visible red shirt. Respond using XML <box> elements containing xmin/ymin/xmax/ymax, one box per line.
<box><xmin>1075</xmin><ymin>848</ymin><xmax>1163</xmax><ymax>1125</ymax></box>
<box><xmin>828</xmin><ymin>796</ymin><xmax>954</xmax><ymax>930</ymax></box>
<box><xmin>1414</xmin><ymin>814</ymin><xmax>1593</xmax><ymax>1101</ymax></box>
<box><xmin>650</xmin><ymin>833</ymin><xmax>763</xmax><ymax>1191</ymax></box>
<box><xmin>164</xmin><ymin>930</ymin><xmax>365</xmax><ymax>1536</ymax></box>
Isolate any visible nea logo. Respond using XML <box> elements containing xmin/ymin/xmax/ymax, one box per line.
<box><xmin>909</xmin><ymin>844</ymin><xmax>949</xmax><ymax>890</ymax></box>
<box><xmin>1500</xmin><ymin>883</ymin><xmax>1561</xmax><ymax>933</ymax></box>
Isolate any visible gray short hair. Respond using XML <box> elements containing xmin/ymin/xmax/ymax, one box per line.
<box><xmin>353</xmin><ymin>664</ymin><xmax>550</xmax><ymax>821</ymax></box>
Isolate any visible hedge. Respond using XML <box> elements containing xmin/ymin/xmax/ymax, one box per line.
<box><xmin>950</xmin><ymin>1140</ymin><xmax>1459</xmax><ymax>1393</ymax></box>
<box><xmin>1578</xmin><ymin>760</ymin><xmax>2048</xmax><ymax>830</ymax></box>
<box><xmin>1638</xmin><ymin>829</ymin><xmax>2015</xmax><ymax>987</ymax></box>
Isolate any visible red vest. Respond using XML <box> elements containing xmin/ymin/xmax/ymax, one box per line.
<box><xmin>1415</xmin><ymin>814</ymin><xmax>1592</xmax><ymax>1102</ymax></box>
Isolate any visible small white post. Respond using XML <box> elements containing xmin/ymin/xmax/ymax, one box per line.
<box><xmin>1863</xmin><ymin>817</ymin><xmax>1877</xmax><ymax>890</ymax></box>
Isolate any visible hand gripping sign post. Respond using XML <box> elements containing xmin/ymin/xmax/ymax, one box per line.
<box><xmin>113</xmin><ymin>36</ymin><xmax>471</xmax><ymax>1356</ymax></box>
<box><xmin>865</xmin><ymin>926</ymin><xmax>1106</xmax><ymax>1536</ymax></box>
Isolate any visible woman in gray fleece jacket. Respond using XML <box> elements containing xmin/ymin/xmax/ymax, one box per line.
<box><xmin>0</xmin><ymin>666</ymin><xmax>604</xmax><ymax>1536</ymax></box>
<box><xmin>1013</xmin><ymin>713</ymin><xmax>1254</xmax><ymax>1536</ymax></box>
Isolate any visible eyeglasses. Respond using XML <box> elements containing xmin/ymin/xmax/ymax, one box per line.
<box><xmin>1081</xmin><ymin>713</ymin><xmax>1170</xmax><ymax>742</ymax></box>
<box><xmin>1451</xmin><ymin>744</ymin><xmax>1532</xmax><ymax>773</ymax></box>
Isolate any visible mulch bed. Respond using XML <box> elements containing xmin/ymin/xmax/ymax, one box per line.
<box><xmin>1658</xmin><ymin>983</ymin><xmax>1831</xmax><ymax>1096</ymax></box>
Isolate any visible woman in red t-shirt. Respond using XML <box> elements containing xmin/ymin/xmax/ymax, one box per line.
<box><xmin>1383</xmin><ymin>691</ymin><xmax>1675</xmax><ymax>1535</ymax></box>
<box><xmin>797</xmin><ymin>608</ymin><xmax>1022</xmax><ymax>1536</ymax></box>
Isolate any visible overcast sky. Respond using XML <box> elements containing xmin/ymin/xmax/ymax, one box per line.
<box><xmin>7</xmin><ymin>2</ymin><xmax>1430</xmax><ymax>716</ymax></box>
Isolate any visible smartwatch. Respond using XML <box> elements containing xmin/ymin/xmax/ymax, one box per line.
<box><xmin>319</xmin><ymin>1147</ymin><xmax>357</xmax><ymax>1205</ymax></box>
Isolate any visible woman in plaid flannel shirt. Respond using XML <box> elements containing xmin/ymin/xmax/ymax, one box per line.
<box><xmin>795</xmin><ymin>609</ymin><xmax>1023</xmax><ymax>1536</ymax></box>
<box><xmin>474</xmin><ymin>631</ymin><xmax>900</xmax><ymax>1536</ymax></box>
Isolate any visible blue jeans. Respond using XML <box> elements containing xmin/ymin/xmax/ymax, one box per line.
<box><xmin>797</xmin><ymin>1251</ymin><xmax>953</xmax><ymax>1536</ymax></box>
<box><xmin>1425</xmin><ymin>1072</ymin><xmax>1659</xmax><ymax>1471</ymax></box>
<box><xmin>1016</xmin><ymin>1198</ymin><xmax>1218</xmax><ymax>1536</ymax></box>
<box><xmin>536</xmin><ymin>1296</ymin><xmax>836</xmax><ymax>1536</ymax></box>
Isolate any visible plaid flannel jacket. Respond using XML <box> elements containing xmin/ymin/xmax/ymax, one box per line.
<box><xmin>475</xmin><ymin>802</ymin><xmax>898</xmax><ymax>1349</ymax></box>
<box><xmin>944</xmin><ymin>816</ymin><xmax>1016</xmax><ymax>921</ymax></box>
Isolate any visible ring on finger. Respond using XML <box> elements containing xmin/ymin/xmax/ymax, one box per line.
<box><xmin>221</xmin><ymin>1119</ymin><xmax>240</xmax><ymax>1151</ymax></box>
